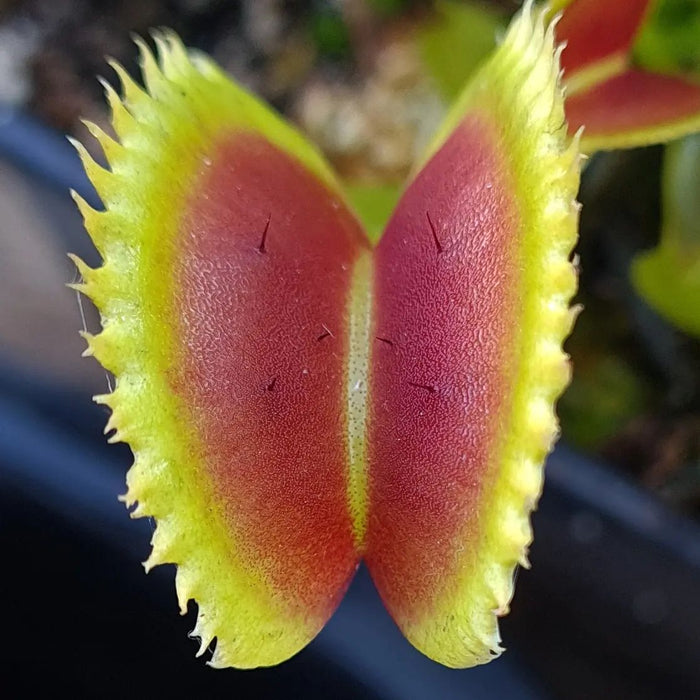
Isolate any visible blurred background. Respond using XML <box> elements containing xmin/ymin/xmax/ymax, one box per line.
<box><xmin>1</xmin><ymin>0</ymin><xmax>699</xmax><ymax>698</ymax></box>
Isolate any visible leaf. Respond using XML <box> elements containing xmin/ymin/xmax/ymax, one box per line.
<box><xmin>632</xmin><ymin>133</ymin><xmax>700</xmax><ymax>338</ymax></box>
<box><xmin>366</xmin><ymin>1</ymin><xmax>580</xmax><ymax>667</ymax></box>
<box><xmin>346</xmin><ymin>181</ymin><xmax>403</xmax><ymax>245</ymax></box>
<box><xmin>418</xmin><ymin>0</ymin><xmax>505</xmax><ymax>101</ymax></box>
<box><xmin>555</xmin><ymin>0</ymin><xmax>652</xmax><ymax>86</ymax></box>
<box><xmin>71</xmin><ymin>31</ymin><xmax>368</xmax><ymax>668</ymax></box>
<box><xmin>72</xmin><ymin>3</ymin><xmax>582</xmax><ymax>670</ymax></box>
<box><xmin>634</xmin><ymin>0</ymin><xmax>700</xmax><ymax>75</ymax></box>
<box><xmin>551</xmin><ymin>0</ymin><xmax>700</xmax><ymax>152</ymax></box>
<box><xmin>566</xmin><ymin>69</ymin><xmax>700</xmax><ymax>152</ymax></box>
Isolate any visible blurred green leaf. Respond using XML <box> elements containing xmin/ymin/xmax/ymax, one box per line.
<box><xmin>310</xmin><ymin>6</ymin><xmax>351</xmax><ymax>59</ymax></box>
<box><xmin>345</xmin><ymin>181</ymin><xmax>402</xmax><ymax>244</ymax></box>
<box><xmin>634</xmin><ymin>0</ymin><xmax>700</xmax><ymax>74</ymax></box>
<box><xmin>417</xmin><ymin>0</ymin><xmax>505</xmax><ymax>100</ymax></box>
<box><xmin>559</xmin><ymin>351</ymin><xmax>651</xmax><ymax>450</ymax></box>
<box><xmin>366</xmin><ymin>0</ymin><xmax>409</xmax><ymax>16</ymax></box>
<box><xmin>559</xmin><ymin>297</ymin><xmax>653</xmax><ymax>451</ymax></box>
<box><xmin>632</xmin><ymin>133</ymin><xmax>700</xmax><ymax>338</ymax></box>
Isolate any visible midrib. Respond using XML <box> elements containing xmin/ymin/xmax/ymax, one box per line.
<box><xmin>345</xmin><ymin>249</ymin><xmax>374</xmax><ymax>551</ymax></box>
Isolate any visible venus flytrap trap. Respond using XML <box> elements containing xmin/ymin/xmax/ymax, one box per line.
<box><xmin>552</xmin><ymin>0</ymin><xmax>700</xmax><ymax>152</ymax></box>
<box><xmin>70</xmin><ymin>2</ymin><xmax>581</xmax><ymax>669</ymax></box>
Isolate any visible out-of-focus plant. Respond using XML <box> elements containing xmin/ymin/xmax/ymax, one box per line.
<box><xmin>366</xmin><ymin>0</ymin><xmax>411</xmax><ymax>16</ymax></box>
<box><xmin>418</xmin><ymin>1</ymin><xmax>506</xmax><ymax>100</ymax></box>
<box><xmin>635</xmin><ymin>0</ymin><xmax>700</xmax><ymax>74</ymax></box>
<box><xmin>310</xmin><ymin>3</ymin><xmax>351</xmax><ymax>59</ymax></box>
<box><xmin>553</xmin><ymin>0</ymin><xmax>700</xmax><ymax>152</ymax></box>
<box><xmin>632</xmin><ymin>132</ymin><xmax>700</xmax><ymax>338</ymax></box>
<box><xmin>345</xmin><ymin>181</ymin><xmax>402</xmax><ymax>244</ymax></box>
<box><xmin>630</xmin><ymin>0</ymin><xmax>700</xmax><ymax>337</ymax></box>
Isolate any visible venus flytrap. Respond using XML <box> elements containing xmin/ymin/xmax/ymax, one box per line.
<box><xmin>553</xmin><ymin>0</ymin><xmax>700</xmax><ymax>152</ymax></box>
<box><xmin>71</xmin><ymin>2</ymin><xmax>581</xmax><ymax>669</ymax></box>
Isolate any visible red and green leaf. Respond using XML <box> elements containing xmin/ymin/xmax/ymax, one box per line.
<box><xmin>565</xmin><ymin>69</ymin><xmax>700</xmax><ymax>152</ymax></box>
<box><xmin>72</xmin><ymin>3</ymin><xmax>580</xmax><ymax>669</ymax></box>
<box><xmin>555</xmin><ymin>0</ymin><xmax>651</xmax><ymax>80</ymax></box>
<box><xmin>417</xmin><ymin>0</ymin><xmax>506</xmax><ymax>101</ymax></box>
<box><xmin>553</xmin><ymin>0</ymin><xmax>700</xmax><ymax>151</ymax></box>
<box><xmin>367</xmin><ymin>6</ymin><xmax>580</xmax><ymax>666</ymax></box>
<box><xmin>70</xmin><ymin>33</ymin><xmax>368</xmax><ymax>667</ymax></box>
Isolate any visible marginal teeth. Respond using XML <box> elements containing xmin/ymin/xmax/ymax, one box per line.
<box><xmin>501</xmin><ymin>504</ymin><xmax>532</xmax><ymax>551</ymax></box>
<box><xmin>175</xmin><ymin>566</ymin><xmax>199</xmax><ymax>615</ymax></box>
<box><xmin>81</xmin><ymin>119</ymin><xmax>123</xmax><ymax>160</ymax></box>
<box><xmin>107</xmin><ymin>58</ymin><xmax>148</xmax><ymax>107</ymax></box>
